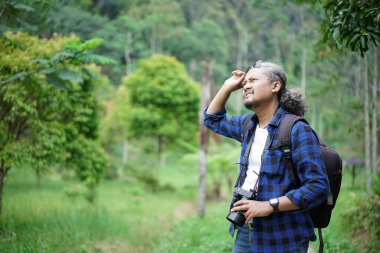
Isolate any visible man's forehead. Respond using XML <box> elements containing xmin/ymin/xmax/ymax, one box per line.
<box><xmin>245</xmin><ymin>68</ymin><xmax>266</xmax><ymax>79</ymax></box>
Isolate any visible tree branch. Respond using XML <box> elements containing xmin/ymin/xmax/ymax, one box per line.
<box><xmin>0</xmin><ymin>0</ymin><xmax>10</xmax><ymax>19</ymax></box>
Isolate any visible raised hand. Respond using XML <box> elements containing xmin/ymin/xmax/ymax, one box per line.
<box><xmin>223</xmin><ymin>70</ymin><xmax>246</xmax><ymax>93</ymax></box>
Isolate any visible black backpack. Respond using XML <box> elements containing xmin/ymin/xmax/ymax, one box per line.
<box><xmin>242</xmin><ymin>114</ymin><xmax>343</xmax><ymax>253</ymax></box>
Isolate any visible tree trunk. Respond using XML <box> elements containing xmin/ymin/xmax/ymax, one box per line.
<box><xmin>198</xmin><ymin>61</ymin><xmax>212</xmax><ymax>218</ymax></box>
<box><xmin>301</xmin><ymin>48</ymin><xmax>307</xmax><ymax>98</ymax></box>
<box><xmin>371</xmin><ymin>47</ymin><xmax>378</xmax><ymax>174</ymax></box>
<box><xmin>122</xmin><ymin>140</ymin><xmax>129</xmax><ymax>165</ymax></box>
<box><xmin>189</xmin><ymin>60</ymin><xmax>196</xmax><ymax>79</ymax></box>
<box><xmin>274</xmin><ymin>38</ymin><xmax>281</xmax><ymax>62</ymax></box>
<box><xmin>311</xmin><ymin>104</ymin><xmax>316</xmax><ymax>129</ymax></box>
<box><xmin>354</xmin><ymin>56</ymin><xmax>361</xmax><ymax>99</ymax></box>
<box><xmin>0</xmin><ymin>165</ymin><xmax>9</xmax><ymax>216</ymax></box>
<box><xmin>157</xmin><ymin>136</ymin><xmax>164</xmax><ymax>185</ymax></box>
<box><xmin>234</xmin><ymin>28</ymin><xmax>247</xmax><ymax>116</ymax></box>
<box><xmin>124</xmin><ymin>32</ymin><xmax>133</xmax><ymax>75</ymax></box>
<box><xmin>150</xmin><ymin>26</ymin><xmax>157</xmax><ymax>53</ymax></box>
<box><xmin>318</xmin><ymin>112</ymin><xmax>324</xmax><ymax>140</ymax></box>
<box><xmin>213</xmin><ymin>180</ymin><xmax>221</xmax><ymax>200</ymax></box>
<box><xmin>364</xmin><ymin>55</ymin><xmax>372</xmax><ymax>194</ymax></box>
<box><xmin>36</xmin><ymin>168</ymin><xmax>41</xmax><ymax>188</ymax></box>
<box><xmin>227</xmin><ymin>175</ymin><xmax>233</xmax><ymax>190</ymax></box>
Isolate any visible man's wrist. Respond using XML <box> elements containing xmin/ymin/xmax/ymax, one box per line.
<box><xmin>221</xmin><ymin>84</ymin><xmax>234</xmax><ymax>94</ymax></box>
<box><xmin>267</xmin><ymin>201</ymin><xmax>274</xmax><ymax>214</ymax></box>
<box><xmin>269</xmin><ymin>198</ymin><xmax>280</xmax><ymax>212</ymax></box>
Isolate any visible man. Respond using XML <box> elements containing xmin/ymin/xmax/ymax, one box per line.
<box><xmin>203</xmin><ymin>61</ymin><xmax>329</xmax><ymax>253</ymax></box>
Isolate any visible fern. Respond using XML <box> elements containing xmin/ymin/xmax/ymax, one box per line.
<box><xmin>0</xmin><ymin>34</ymin><xmax>24</xmax><ymax>49</ymax></box>
<box><xmin>77</xmin><ymin>53</ymin><xmax>116</xmax><ymax>65</ymax></box>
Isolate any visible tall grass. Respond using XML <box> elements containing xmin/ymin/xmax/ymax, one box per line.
<box><xmin>0</xmin><ymin>164</ymin><xmax>198</xmax><ymax>253</ymax></box>
<box><xmin>0</xmin><ymin>156</ymin><xmax>365</xmax><ymax>253</ymax></box>
<box><xmin>156</xmin><ymin>168</ymin><xmax>365</xmax><ymax>253</ymax></box>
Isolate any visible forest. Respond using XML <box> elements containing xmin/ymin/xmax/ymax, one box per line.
<box><xmin>0</xmin><ymin>0</ymin><xmax>379</xmax><ymax>252</ymax></box>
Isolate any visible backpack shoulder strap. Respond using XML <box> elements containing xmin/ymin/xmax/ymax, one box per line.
<box><xmin>241</xmin><ymin>114</ymin><xmax>254</xmax><ymax>143</ymax></box>
<box><xmin>275</xmin><ymin>114</ymin><xmax>308</xmax><ymax>184</ymax></box>
<box><xmin>277</xmin><ymin>114</ymin><xmax>326</xmax><ymax>253</ymax></box>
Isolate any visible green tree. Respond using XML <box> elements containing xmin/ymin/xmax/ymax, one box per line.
<box><xmin>307</xmin><ymin>0</ymin><xmax>379</xmax><ymax>193</ymax></box>
<box><xmin>122</xmin><ymin>54</ymin><xmax>199</xmax><ymax>181</ymax></box>
<box><xmin>321</xmin><ymin>0</ymin><xmax>380</xmax><ymax>56</ymax></box>
<box><xmin>93</xmin><ymin>15</ymin><xmax>148</xmax><ymax>82</ymax></box>
<box><xmin>127</xmin><ymin>0</ymin><xmax>185</xmax><ymax>54</ymax></box>
<box><xmin>0</xmin><ymin>32</ymin><xmax>113</xmax><ymax>214</ymax></box>
<box><xmin>0</xmin><ymin>0</ymin><xmax>51</xmax><ymax>34</ymax></box>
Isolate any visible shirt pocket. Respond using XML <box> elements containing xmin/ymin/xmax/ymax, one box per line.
<box><xmin>260</xmin><ymin>149</ymin><xmax>284</xmax><ymax>176</ymax></box>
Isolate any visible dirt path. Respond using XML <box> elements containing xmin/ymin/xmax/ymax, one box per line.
<box><xmin>87</xmin><ymin>200</ymin><xmax>197</xmax><ymax>253</ymax></box>
<box><xmin>173</xmin><ymin>201</ymin><xmax>197</xmax><ymax>220</ymax></box>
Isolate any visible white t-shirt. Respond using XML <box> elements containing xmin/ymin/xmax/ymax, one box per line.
<box><xmin>241</xmin><ymin>126</ymin><xmax>269</xmax><ymax>192</ymax></box>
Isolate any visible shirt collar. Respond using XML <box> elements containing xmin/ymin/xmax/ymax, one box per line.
<box><xmin>249</xmin><ymin>106</ymin><xmax>287</xmax><ymax>128</ymax></box>
<box><xmin>268</xmin><ymin>106</ymin><xmax>287</xmax><ymax>127</ymax></box>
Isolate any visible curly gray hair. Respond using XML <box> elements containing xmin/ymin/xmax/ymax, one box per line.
<box><xmin>248</xmin><ymin>61</ymin><xmax>308</xmax><ymax>116</ymax></box>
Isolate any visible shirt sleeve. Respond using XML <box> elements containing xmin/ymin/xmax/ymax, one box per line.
<box><xmin>203</xmin><ymin>107</ymin><xmax>248</xmax><ymax>143</ymax></box>
<box><xmin>285</xmin><ymin>121</ymin><xmax>329</xmax><ymax>210</ymax></box>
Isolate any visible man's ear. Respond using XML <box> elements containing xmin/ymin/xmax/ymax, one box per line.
<box><xmin>272</xmin><ymin>81</ymin><xmax>281</xmax><ymax>93</ymax></box>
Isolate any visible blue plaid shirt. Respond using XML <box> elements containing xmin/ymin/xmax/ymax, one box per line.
<box><xmin>204</xmin><ymin>106</ymin><xmax>329</xmax><ymax>253</ymax></box>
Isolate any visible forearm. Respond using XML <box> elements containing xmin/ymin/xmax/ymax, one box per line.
<box><xmin>206</xmin><ymin>85</ymin><xmax>233</xmax><ymax>114</ymax></box>
<box><xmin>232</xmin><ymin>196</ymin><xmax>301</xmax><ymax>220</ymax></box>
<box><xmin>277</xmin><ymin>196</ymin><xmax>300</xmax><ymax>212</ymax></box>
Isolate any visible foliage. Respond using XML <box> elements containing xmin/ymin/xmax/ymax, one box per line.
<box><xmin>122</xmin><ymin>54</ymin><xmax>199</xmax><ymax>148</ymax></box>
<box><xmin>0</xmin><ymin>0</ymin><xmax>51</xmax><ymax>34</ymax></box>
<box><xmin>0</xmin><ymin>163</ymin><xmax>196</xmax><ymax>252</ymax></box>
<box><xmin>343</xmin><ymin>194</ymin><xmax>380</xmax><ymax>252</ymax></box>
<box><xmin>0</xmin><ymin>32</ymin><xmax>111</xmax><ymax>197</ymax></box>
<box><xmin>321</xmin><ymin>0</ymin><xmax>380</xmax><ymax>56</ymax></box>
<box><xmin>46</xmin><ymin>3</ymin><xmax>107</xmax><ymax>41</ymax></box>
<box><xmin>190</xmin><ymin>19</ymin><xmax>228</xmax><ymax>63</ymax></box>
<box><xmin>155</xmin><ymin>214</ymin><xmax>232</xmax><ymax>253</ymax></box>
<box><xmin>207</xmin><ymin>143</ymin><xmax>241</xmax><ymax>199</ymax></box>
<box><xmin>1</xmin><ymin>0</ymin><xmax>379</xmax><ymax>251</ymax></box>
<box><xmin>100</xmin><ymin>85</ymin><xmax>130</xmax><ymax>147</ymax></box>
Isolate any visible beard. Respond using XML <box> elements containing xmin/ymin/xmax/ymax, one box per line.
<box><xmin>243</xmin><ymin>95</ymin><xmax>259</xmax><ymax>110</ymax></box>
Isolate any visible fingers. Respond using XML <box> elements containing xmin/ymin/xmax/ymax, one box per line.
<box><xmin>232</xmin><ymin>200</ymin><xmax>250</xmax><ymax>212</ymax></box>
<box><xmin>231</xmin><ymin>204</ymin><xmax>250</xmax><ymax>212</ymax></box>
<box><xmin>232</xmin><ymin>70</ymin><xmax>245</xmax><ymax>77</ymax></box>
<box><xmin>245</xmin><ymin>210</ymin><xmax>255</xmax><ymax>221</ymax></box>
<box><xmin>234</xmin><ymin>199</ymin><xmax>249</xmax><ymax>206</ymax></box>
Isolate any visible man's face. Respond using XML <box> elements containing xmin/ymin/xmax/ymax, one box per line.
<box><xmin>242</xmin><ymin>67</ymin><xmax>276</xmax><ymax>110</ymax></box>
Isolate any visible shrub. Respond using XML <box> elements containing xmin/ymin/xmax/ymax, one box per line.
<box><xmin>343</xmin><ymin>194</ymin><xmax>380</xmax><ymax>252</ymax></box>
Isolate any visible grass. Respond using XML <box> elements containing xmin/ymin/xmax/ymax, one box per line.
<box><xmin>156</xmin><ymin>166</ymin><xmax>366</xmax><ymax>253</ymax></box>
<box><xmin>0</xmin><ymin>155</ymin><xmax>367</xmax><ymax>253</ymax></box>
<box><xmin>154</xmin><ymin>200</ymin><xmax>234</xmax><ymax>253</ymax></box>
<box><xmin>308</xmin><ymin>170</ymin><xmax>364</xmax><ymax>253</ymax></box>
<box><xmin>0</xmin><ymin>164</ymin><xmax>198</xmax><ymax>253</ymax></box>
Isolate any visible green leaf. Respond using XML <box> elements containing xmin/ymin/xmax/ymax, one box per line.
<box><xmin>0</xmin><ymin>71</ymin><xmax>30</xmax><ymax>84</ymax></box>
<box><xmin>79</xmin><ymin>38</ymin><xmax>104</xmax><ymax>50</ymax></box>
<box><xmin>77</xmin><ymin>54</ymin><xmax>116</xmax><ymax>65</ymax></box>
<box><xmin>11</xmin><ymin>3</ymin><xmax>35</xmax><ymax>12</ymax></box>
<box><xmin>57</xmin><ymin>69</ymin><xmax>83</xmax><ymax>83</ymax></box>
<box><xmin>46</xmin><ymin>73</ymin><xmax>66</xmax><ymax>90</ymax></box>
<box><xmin>51</xmin><ymin>52</ymin><xmax>75</xmax><ymax>62</ymax></box>
<box><xmin>0</xmin><ymin>34</ymin><xmax>24</xmax><ymax>49</ymax></box>
<box><xmin>32</xmin><ymin>58</ymin><xmax>50</xmax><ymax>64</ymax></box>
<box><xmin>39</xmin><ymin>67</ymin><xmax>56</xmax><ymax>75</ymax></box>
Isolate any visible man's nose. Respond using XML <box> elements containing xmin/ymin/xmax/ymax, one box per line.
<box><xmin>243</xmin><ymin>82</ymin><xmax>250</xmax><ymax>92</ymax></box>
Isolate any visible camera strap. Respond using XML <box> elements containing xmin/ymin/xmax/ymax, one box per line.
<box><xmin>235</xmin><ymin>124</ymin><xmax>272</xmax><ymax>189</ymax></box>
<box><xmin>235</xmin><ymin>123</ymin><xmax>256</xmax><ymax>188</ymax></box>
<box><xmin>251</xmin><ymin>135</ymin><xmax>272</xmax><ymax>193</ymax></box>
